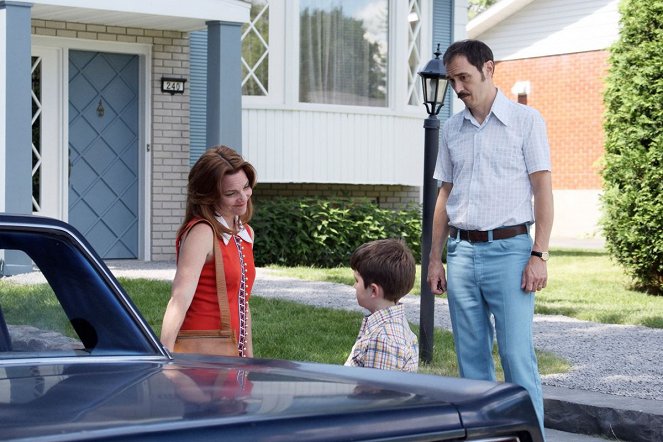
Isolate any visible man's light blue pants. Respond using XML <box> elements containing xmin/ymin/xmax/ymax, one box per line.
<box><xmin>446</xmin><ymin>232</ymin><xmax>544</xmax><ymax>432</ymax></box>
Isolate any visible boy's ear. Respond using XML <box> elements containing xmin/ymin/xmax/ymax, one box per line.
<box><xmin>369</xmin><ymin>283</ymin><xmax>384</xmax><ymax>299</ymax></box>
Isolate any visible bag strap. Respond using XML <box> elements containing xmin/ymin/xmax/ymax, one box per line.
<box><xmin>180</xmin><ymin>219</ymin><xmax>235</xmax><ymax>342</ymax></box>
<box><xmin>211</xmin><ymin>229</ymin><xmax>236</xmax><ymax>341</ymax></box>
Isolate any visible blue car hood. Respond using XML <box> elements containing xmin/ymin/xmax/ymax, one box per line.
<box><xmin>0</xmin><ymin>356</ymin><xmax>479</xmax><ymax>441</ymax></box>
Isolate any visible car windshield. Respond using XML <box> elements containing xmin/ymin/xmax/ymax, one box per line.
<box><xmin>0</xmin><ymin>225</ymin><xmax>159</xmax><ymax>358</ymax></box>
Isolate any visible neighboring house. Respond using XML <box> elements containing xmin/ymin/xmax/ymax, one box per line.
<box><xmin>468</xmin><ymin>0</ymin><xmax>620</xmax><ymax>242</ymax></box>
<box><xmin>0</xmin><ymin>0</ymin><xmax>460</xmax><ymax>271</ymax></box>
<box><xmin>1</xmin><ymin>0</ymin><xmax>250</xmax><ymax>274</ymax></box>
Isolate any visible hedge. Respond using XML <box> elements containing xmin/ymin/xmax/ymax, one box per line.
<box><xmin>601</xmin><ymin>0</ymin><xmax>663</xmax><ymax>295</ymax></box>
<box><xmin>251</xmin><ymin>197</ymin><xmax>422</xmax><ymax>268</ymax></box>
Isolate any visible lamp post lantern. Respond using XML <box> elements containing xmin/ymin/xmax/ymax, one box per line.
<box><xmin>418</xmin><ymin>44</ymin><xmax>450</xmax><ymax>364</ymax></box>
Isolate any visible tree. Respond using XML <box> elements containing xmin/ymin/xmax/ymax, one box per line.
<box><xmin>468</xmin><ymin>0</ymin><xmax>499</xmax><ymax>20</ymax></box>
<box><xmin>601</xmin><ymin>0</ymin><xmax>663</xmax><ymax>295</ymax></box>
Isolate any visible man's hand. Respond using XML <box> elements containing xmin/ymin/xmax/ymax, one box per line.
<box><xmin>521</xmin><ymin>257</ymin><xmax>548</xmax><ymax>293</ymax></box>
<box><xmin>428</xmin><ymin>259</ymin><xmax>447</xmax><ymax>294</ymax></box>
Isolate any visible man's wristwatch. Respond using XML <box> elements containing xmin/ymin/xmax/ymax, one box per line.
<box><xmin>531</xmin><ymin>250</ymin><xmax>550</xmax><ymax>261</ymax></box>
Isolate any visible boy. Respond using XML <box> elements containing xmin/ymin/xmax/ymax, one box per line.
<box><xmin>345</xmin><ymin>239</ymin><xmax>419</xmax><ymax>372</ymax></box>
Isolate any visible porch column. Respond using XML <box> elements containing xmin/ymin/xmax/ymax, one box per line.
<box><xmin>205</xmin><ymin>20</ymin><xmax>243</xmax><ymax>153</ymax></box>
<box><xmin>0</xmin><ymin>1</ymin><xmax>32</xmax><ymax>275</ymax></box>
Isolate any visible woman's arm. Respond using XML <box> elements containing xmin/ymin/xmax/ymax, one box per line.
<box><xmin>160</xmin><ymin>223</ymin><xmax>214</xmax><ymax>351</ymax></box>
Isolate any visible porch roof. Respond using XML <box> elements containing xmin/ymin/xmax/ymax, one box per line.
<box><xmin>467</xmin><ymin>0</ymin><xmax>533</xmax><ymax>38</ymax></box>
<box><xmin>30</xmin><ymin>0</ymin><xmax>250</xmax><ymax>32</ymax></box>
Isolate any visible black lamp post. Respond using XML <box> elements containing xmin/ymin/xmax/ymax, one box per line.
<box><xmin>418</xmin><ymin>44</ymin><xmax>450</xmax><ymax>364</ymax></box>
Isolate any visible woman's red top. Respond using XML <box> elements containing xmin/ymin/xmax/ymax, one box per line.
<box><xmin>178</xmin><ymin>219</ymin><xmax>255</xmax><ymax>340</ymax></box>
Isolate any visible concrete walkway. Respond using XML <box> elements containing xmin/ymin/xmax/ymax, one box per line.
<box><xmin>105</xmin><ymin>258</ymin><xmax>662</xmax><ymax>442</ymax></box>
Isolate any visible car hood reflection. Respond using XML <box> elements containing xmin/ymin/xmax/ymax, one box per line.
<box><xmin>0</xmin><ymin>358</ymin><xmax>462</xmax><ymax>440</ymax></box>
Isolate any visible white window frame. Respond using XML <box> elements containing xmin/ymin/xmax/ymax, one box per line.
<box><xmin>242</xmin><ymin>0</ymin><xmax>285</xmax><ymax>107</ymax></box>
<box><xmin>402</xmin><ymin>0</ymin><xmax>433</xmax><ymax>112</ymax></box>
<box><xmin>244</xmin><ymin>0</ymin><xmax>433</xmax><ymax>118</ymax></box>
<box><xmin>31</xmin><ymin>46</ymin><xmax>65</xmax><ymax>219</ymax></box>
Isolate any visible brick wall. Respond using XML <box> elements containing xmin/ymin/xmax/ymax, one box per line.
<box><xmin>253</xmin><ymin>184</ymin><xmax>420</xmax><ymax>210</ymax></box>
<box><xmin>149</xmin><ymin>31</ymin><xmax>189</xmax><ymax>260</ymax></box>
<box><xmin>32</xmin><ymin>20</ymin><xmax>189</xmax><ymax>261</ymax></box>
<box><xmin>493</xmin><ymin>50</ymin><xmax>609</xmax><ymax>190</ymax></box>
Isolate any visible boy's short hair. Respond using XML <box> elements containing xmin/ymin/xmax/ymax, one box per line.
<box><xmin>350</xmin><ymin>239</ymin><xmax>416</xmax><ymax>302</ymax></box>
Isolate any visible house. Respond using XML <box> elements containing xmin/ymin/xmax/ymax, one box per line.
<box><xmin>0</xmin><ymin>0</ymin><xmax>460</xmax><ymax>273</ymax></box>
<box><xmin>1</xmin><ymin>0</ymin><xmax>250</xmax><ymax>274</ymax></box>
<box><xmin>467</xmin><ymin>0</ymin><xmax>620</xmax><ymax>242</ymax></box>
<box><xmin>189</xmin><ymin>0</ymin><xmax>460</xmax><ymax>214</ymax></box>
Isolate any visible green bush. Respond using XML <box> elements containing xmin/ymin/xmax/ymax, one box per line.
<box><xmin>251</xmin><ymin>197</ymin><xmax>422</xmax><ymax>267</ymax></box>
<box><xmin>601</xmin><ymin>0</ymin><xmax>663</xmax><ymax>295</ymax></box>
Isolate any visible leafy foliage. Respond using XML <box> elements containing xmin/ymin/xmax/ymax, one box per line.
<box><xmin>601</xmin><ymin>0</ymin><xmax>663</xmax><ymax>295</ymax></box>
<box><xmin>251</xmin><ymin>197</ymin><xmax>421</xmax><ymax>267</ymax></box>
<box><xmin>468</xmin><ymin>0</ymin><xmax>499</xmax><ymax>20</ymax></box>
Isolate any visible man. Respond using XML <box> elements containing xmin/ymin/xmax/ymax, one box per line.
<box><xmin>427</xmin><ymin>39</ymin><xmax>553</xmax><ymax>433</ymax></box>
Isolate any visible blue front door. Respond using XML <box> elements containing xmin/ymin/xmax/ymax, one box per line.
<box><xmin>68</xmin><ymin>51</ymin><xmax>139</xmax><ymax>259</ymax></box>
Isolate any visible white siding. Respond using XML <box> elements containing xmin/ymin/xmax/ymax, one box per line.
<box><xmin>454</xmin><ymin>0</ymin><xmax>469</xmax><ymax>41</ymax></box>
<box><xmin>452</xmin><ymin>0</ymin><xmax>470</xmax><ymax>115</ymax></box>
<box><xmin>242</xmin><ymin>108</ymin><xmax>425</xmax><ymax>186</ymax></box>
<box><xmin>476</xmin><ymin>0</ymin><xmax>619</xmax><ymax>61</ymax></box>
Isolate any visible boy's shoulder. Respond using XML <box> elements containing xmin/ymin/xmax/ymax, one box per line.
<box><xmin>370</xmin><ymin>307</ymin><xmax>417</xmax><ymax>342</ymax></box>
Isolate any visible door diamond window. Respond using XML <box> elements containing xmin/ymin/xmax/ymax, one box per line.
<box><xmin>31</xmin><ymin>56</ymin><xmax>43</xmax><ymax>213</ymax></box>
<box><xmin>242</xmin><ymin>0</ymin><xmax>269</xmax><ymax>96</ymax></box>
<box><xmin>407</xmin><ymin>0</ymin><xmax>423</xmax><ymax>106</ymax></box>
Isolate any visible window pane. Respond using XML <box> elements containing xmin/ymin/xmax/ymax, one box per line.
<box><xmin>299</xmin><ymin>0</ymin><xmax>388</xmax><ymax>107</ymax></box>
<box><xmin>407</xmin><ymin>0</ymin><xmax>423</xmax><ymax>106</ymax></box>
<box><xmin>242</xmin><ymin>0</ymin><xmax>270</xmax><ymax>96</ymax></box>
<box><xmin>31</xmin><ymin>56</ymin><xmax>42</xmax><ymax>212</ymax></box>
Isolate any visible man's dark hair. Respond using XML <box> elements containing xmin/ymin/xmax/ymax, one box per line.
<box><xmin>350</xmin><ymin>239</ymin><xmax>416</xmax><ymax>302</ymax></box>
<box><xmin>443</xmin><ymin>39</ymin><xmax>494</xmax><ymax>74</ymax></box>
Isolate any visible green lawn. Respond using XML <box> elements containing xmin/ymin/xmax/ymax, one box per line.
<box><xmin>0</xmin><ymin>276</ymin><xmax>568</xmax><ymax>379</ymax></box>
<box><xmin>4</xmin><ymin>248</ymin><xmax>657</xmax><ymax>378</ymax></box>
<box><xmin>265</xmin><ymin>248</ymin><xmax>663</xmax><ymax>329</ymax></box>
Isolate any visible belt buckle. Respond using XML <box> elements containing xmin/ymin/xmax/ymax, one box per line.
<box><xmin>469</xmin><ymin>230</ymin><xmax>488</xmax><ymax>242</ymax></box>
<box><xmin>467</xmin><ymin>230</ymin><xmax>479</xmax><ymax>243</ymax></box>
<box><xmin>467</xmin><ymin>231</ymin><xmax>475</xmax><ymax>243</ymax></box>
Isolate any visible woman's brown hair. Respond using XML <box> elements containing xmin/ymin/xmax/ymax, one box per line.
<box><xmin>178</xmin><ymin>145</ymin><xmax>257</xmax><ymax>239</ymax></box>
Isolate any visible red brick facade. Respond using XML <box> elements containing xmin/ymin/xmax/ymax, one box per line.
<box><xmin>494</xmin><ymin>50</ymin><xmax>609</xmax><ymax>190</ymax></box>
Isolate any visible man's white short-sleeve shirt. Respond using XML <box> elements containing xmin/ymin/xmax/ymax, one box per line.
<box><xmin>434</xmin><ymin>90</ymin><xmax>551</xmax><ymax>231</ymax></box>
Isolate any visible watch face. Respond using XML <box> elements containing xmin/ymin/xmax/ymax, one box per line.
<box><xmin>541</xmin><ymin>252</ymin><xmax>549</xmax><ymax>261</ymax></box>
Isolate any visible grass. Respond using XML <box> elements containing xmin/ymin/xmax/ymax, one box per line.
<box><xmin>117</xmin><ymin>277</ymin><xmax>172</xmax><ymax>335</ymax></box>
<box><xmin>265</xmin><ymin>248</ymin><xmax>663</xmax><ymax>329</ymax></box>
<box><xmin>4</xmin><ymin>247</ymin><xmax>644</xmax><ymax>379</ymax></box>
<box><xmin>0</xmin><ymin>277</ymin><xmax>568</xmax><ymax>379</ymax></box>
<box><xmin>539</xmin><ymin>249</ymin><xmax>663</xmax><ymax>327</ymax></box>
<box><xmin>8</xmin><ymin>249</ymin><xmax>649</xmax><ymax>379</ymax></box>
<box><xmin>0</xmin><ymin>282</ymin><xmax>75</xmax><ymax>336</ymax></box>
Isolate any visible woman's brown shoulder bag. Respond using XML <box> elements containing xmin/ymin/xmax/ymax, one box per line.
<box><xmin>173</xmin><ymin>221</ymin><xmax>239</xmax><ymax>356</ymax></box>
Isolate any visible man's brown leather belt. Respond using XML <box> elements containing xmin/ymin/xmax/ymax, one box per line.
<box><xmin>449</xmin><ymin>224</ymin><xmax>528</xmax><ymax>242</ymax></box>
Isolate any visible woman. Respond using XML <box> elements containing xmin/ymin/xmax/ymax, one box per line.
<box><xmin>161</xmin><ymin>146</ymin><xmax>257</xmax><ymax>357</ymax></box>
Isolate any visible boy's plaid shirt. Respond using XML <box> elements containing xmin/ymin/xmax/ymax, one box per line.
<box><xmin>345</xmin><ymin>303</ymin><xmax>418</xmax><ymax>372</ymax></box>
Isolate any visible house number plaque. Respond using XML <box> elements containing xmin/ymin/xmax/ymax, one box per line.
<box><xmin>161</xmin><ymin>77</ymin><xmax>187</xmax><ymax>94</ymax></box>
